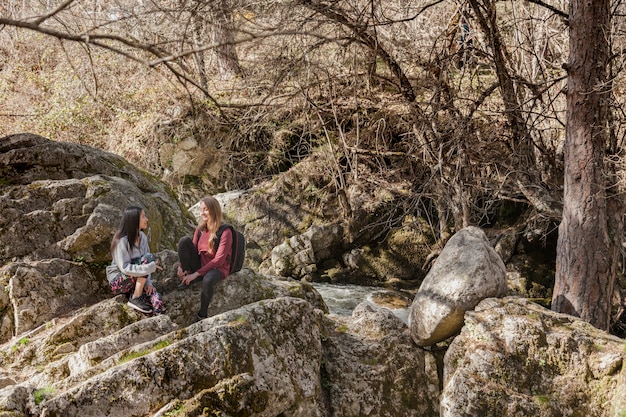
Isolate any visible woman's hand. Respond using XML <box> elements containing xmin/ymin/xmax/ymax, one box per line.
<box><xmin>145</xmin><ymin>284</ymin><xmax>156</xmax><ymax>295</ymax></box>
<box><xmin>177</xmin><ymin>264</ymin><xmax>186</xmax><ymax>278</ymax></box>
<box><xmin>182</xmin><ymin>272</ymin><xmax>200</xmax><ymax>285</ymax></box>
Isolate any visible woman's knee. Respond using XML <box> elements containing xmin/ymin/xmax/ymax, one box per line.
<box><xmin>178</xmin><ymin>236</ymin><xmax>193</xmax><ymax>251</ymax></box>
<box><xmin>203</xmin><ymin>270</ymin><xmax>222</xmax><ymax>286</ymax></box>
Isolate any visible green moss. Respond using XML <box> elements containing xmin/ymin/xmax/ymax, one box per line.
<box><xmin>287</xmin><ymin>285</ymin><xmax>304</xmax><ymax>297</ymax></box>
<box><xmin>118</xmin><ymin>339</ymin><xmax>172</xmax><ymax>364</ymax></box>
<box><xmin>12</xmin><ymin>337</ymin><xmax>29</xmax><ymax>352</ymax></box>
<box><xmin>34</xmin><ymin>387</ymin><xmax>56</xmax><ymax>405</ymax></box>
<box><xmin>362</xmin><ymin>357</ymin><xmax>379</xmax><ymax>365</ymax></box>
<box><xmin>118</xmin><ymin>305</ymin><xmax>138</xmax><ymax>327</ymax></box>
<box><xmin>163</xmin><ymin>402</ymin><xmax>185</xmax><ymax>416</ymax></box>
<box><xmin>335</xmin><ymin>324</ymin><xmax>348</xmax><ymax>333</ymax></box>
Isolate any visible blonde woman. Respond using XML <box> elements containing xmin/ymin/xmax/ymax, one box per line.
<box><xmin>177</xmin><ymin>196</ymin><xmax>233</xmax><ymax>320</ymax></box>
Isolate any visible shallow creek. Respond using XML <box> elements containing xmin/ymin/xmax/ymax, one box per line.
<box><xmin>310</xmin><ymin>282</ymin><xmax>412</xmax><ymax>324</ymax></box>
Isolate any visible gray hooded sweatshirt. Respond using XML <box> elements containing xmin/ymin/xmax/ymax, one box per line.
<box><xmin>105</xmin><ymin>232</ymin><xmax>157</xmax><ymax>286</ymax></box>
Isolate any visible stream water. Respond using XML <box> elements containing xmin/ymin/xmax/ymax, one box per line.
<box><xmin>310</xmin><ymin>282</ymin><xmax>411</xmax><ymax>324</ymax></box>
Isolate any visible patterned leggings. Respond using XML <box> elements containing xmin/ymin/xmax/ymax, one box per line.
<box><xmin>109</xmin><ymin>253</ymin><xmax>164</xmax><ymax>314</ymax></box>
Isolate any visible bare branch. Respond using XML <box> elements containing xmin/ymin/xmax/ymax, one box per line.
<box><xmin>32</xmin><ymin>0</ymin><xmax>77</xmax><ymax>25</ymax></box>
<box><xmin>526</xmin><ymin>0</ymin><xmax>568</xmax><ymax>21</ymax></box>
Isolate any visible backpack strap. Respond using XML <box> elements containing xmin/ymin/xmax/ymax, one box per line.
<box><xmin>213</xmin><ymin>224</ymin><xmax>230</xmax><ymax>249</ymax></box>
<box><xmin>214</xmin><ymin>224</ymin><xmax>236</xmax><ymax>273</ymax></box>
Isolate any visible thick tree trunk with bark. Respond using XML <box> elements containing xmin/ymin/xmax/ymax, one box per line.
<box><xmin>552</xmin><ymin>0</ymin><xmax>622</xmax><ymax>330</ymax></box>
<box><xmin>209</xmin><ymin>5</ymin><xmax>242</xmax><ymax>80</ymax></box>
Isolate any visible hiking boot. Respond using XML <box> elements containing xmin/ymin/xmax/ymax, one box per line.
<box><xmin>127</xmin><ymin>296</ymin><xmax>152</xmax><ymax>314</ymax></box>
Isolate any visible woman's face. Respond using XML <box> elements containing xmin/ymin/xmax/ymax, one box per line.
<box><xmin>200</xmin><ymin>202</ymin><xmax>211</xmax><ymax>223</ymax></box>
<box><xmin>139</xmin><ymin>210</ymin><xmax>149</xmax><ymax>230</ymax></box>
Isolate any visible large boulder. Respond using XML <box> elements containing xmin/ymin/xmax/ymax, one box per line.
<box><xmin>408</xmin><ymin>226</ymin><xmax>507</xmax><ymax>346</ymax></box>
<box><xmin>0</xmin><ymin>259</ymin><xmax>109</xmax><ymax>341</ymax></box>
<box><xmin>157</xmin><ymin>265</ymin><xmax>329</xmax><ymax>326</ymax></box>
<box><xmin>0</xmin><ymin>288</ymin><xmax>442</xmax><ymax>417</ymax></box>
<box><xmin>0</xmin><ymin>133</ymin><xmax>195</xmax><ymax>264</ymax></box>
<box><xmin>441</xmin><ymin>297</ymin><xmax>626</xmax><ymax>417</ymax></box>
<box><xmin>2</xmin><ymin>297</ymin><xmax>326</xmax><ymax>417</ymax></box>
<box><xmin>323</xmin><ymin>302</ymin><xmax>441</xmax><ymax>416</ymax></box>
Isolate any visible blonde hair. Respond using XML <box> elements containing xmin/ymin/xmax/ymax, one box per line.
<box><xmin>199</xmin><ymin>196</ymin><xmax>223</xmax><ymax>252</ymax></box>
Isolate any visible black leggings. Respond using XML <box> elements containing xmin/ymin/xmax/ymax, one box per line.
<box><xmin>178</xmin><ymin>236</ymin><xmax>201</xmax><ymax>274</ymax></box>
<box><xmin>178</xmin><ymin>236</ymin><xmax>222</xmax><ymax>318</ymax></box>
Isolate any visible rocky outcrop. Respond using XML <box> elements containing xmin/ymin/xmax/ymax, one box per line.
<box><xmin>269</xmin><ymin>223</ymin><xmax>344</xmax><ymax>280</ymax></box>
<box><xmin>41</xmin><ymin>297</ymin><xmax>326</xmax><ymax>417</ymax></box>
<box><xmin>0</xmin><ymin>133</ymin><xmax>195</xmax><ymax>264</ymax></box>
<box><xmin>408</xmin><ymin>226</ymin><xmax>508</xmax><ymax>346</ymax></box>
<box><xmin>0</xmin><ymin>288</ymin><xmax>440</xmax><ymax>417</ymax></box>
<box><xmin>323</xmin><ymin>302</ymin><xmax>440</xmax><ymax>416</ymax></box>
<box><xmin>0</xmin><ymin>259</ymin><xmax>109</xmax><ymax>341</ymax></box>
<box><xmin>442</xmin><ymin>297</ymin><xmax>626</xmax><ymax>417</ymax></box>
<box><xmin>2</xmin><ymin>134</ymin><xmax>625</xmax><ymax>417</ymax></box>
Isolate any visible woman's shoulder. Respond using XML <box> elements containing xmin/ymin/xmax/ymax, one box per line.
<box><xmin>113</xmin><ymin>235</ymin><xmax>130</xmax><ymax>252</ymax></box>
<box><xmin>139</xmin><ymin>231</ymin><xmax>150</xmax><ymax>245</ymax></box>
<box><xmin>218</xmin><ymin>224</ymin><xmax>233</xmax><ymax>237</ymax></box>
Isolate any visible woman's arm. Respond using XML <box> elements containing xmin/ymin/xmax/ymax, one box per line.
<box><xmin>138</xmin><ymin>232</ymin><xmax>156</xmax><ymax>287</ymax></box>
<box><xmin>113</xmin><ymin>236</ymin><xmax>157</xmax><ymax>277</ymax></box>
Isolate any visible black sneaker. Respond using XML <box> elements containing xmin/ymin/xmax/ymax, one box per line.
<box><xmin>128</xmin><ymin>296</ymin><xmax>152</xmax><ymax>314</ymax></box>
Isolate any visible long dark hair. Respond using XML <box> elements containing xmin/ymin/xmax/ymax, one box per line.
<box><xmin>111</xmin><ymin>206</ymin><xmax>143</xmax><ymax>253</ymax></box>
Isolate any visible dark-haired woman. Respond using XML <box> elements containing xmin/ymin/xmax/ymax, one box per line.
<box><xmin>177</xmin><ymin>196</ymin><xmax>232</xmax><ymax>320</ymax></box>
<box><xmin>106</xmin><ymin>206</ymin><xmax>164</xmax><ymax>314</ymax></box>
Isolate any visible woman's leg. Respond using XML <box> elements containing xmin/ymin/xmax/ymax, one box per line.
<box><xmin>198</xmin><ymin>269</ymin><xmax>222</xmax><ymax>318</ymax></box>
<box><xmin>135</xmin><ymin>253</ymin><xmax>164</xmax><ymax>313</ymax></box>
<box><xmin>147</xmin><ymin>290</ymin><xmax>165</xmax><ymax>314</ymax></box>
<box><xmin>109</xmin><ymin>273</ymin><xmax>136</xmax><ymax>296</ymax></box>
<box><xmin>178</xmin><ymin>236</ymin><xmax>201</xmax><ymax>273</ymax></box>
<box><xmin>132</xmin><ymin>276</ymin><xmax>147</xmax><ymax>299</ymax></box>
<box><xmin>110</xmin><ymin>273</ymin><xmax>152</xmax><ymax>313</ymax></box>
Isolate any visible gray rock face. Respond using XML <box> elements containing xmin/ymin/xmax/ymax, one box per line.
<box><xmin>40</xmin><ymin>297</ymin><xmax>326</xmax><ymax>417</ymax></box>
<box><xmin>0</xmin><ymin>259</ymin><xmax>109</xmax><ymax>341</ymax></box>
<box><xmin>270</xmin><ymin>224</ymin><xmax>344</xmax><ymax>279</ymax></box>
<box><xmin>323</xmin><ymin>302</ymin><xmax>441</xmax><ymax>416</ymax></box>
<box><xmin>441</xmin><ymin>297</ymin><xmax>626</xmax><ymax>417</ymax></box>
<box><xmin>0</xmin><ymin>133</ymin><xmax>195</xmax><ymax>263</ymax></box>
<box><xmin>408</xmin><ymin>226</ymin><xmax>507</xmax><ymax>346</ymax></box>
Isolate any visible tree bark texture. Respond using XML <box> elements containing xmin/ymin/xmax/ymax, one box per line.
<box><xmin>552</xmin><ymin>0</ymin><xmax>620</xmax><ymax>330</ymax></box>
<box><xmin>209</xmin><ymin>5</ymin><xmax>242</xmax><ymax>80</ymax></box>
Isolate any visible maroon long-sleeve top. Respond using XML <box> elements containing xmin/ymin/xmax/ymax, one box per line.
<box><xmin>192</xmin><ymin>226</ymin><xmax>233</xmax><ymax>279</ymax></box>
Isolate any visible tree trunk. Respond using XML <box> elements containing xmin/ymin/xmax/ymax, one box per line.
<box><xmin>193</xmin><ymin>14</ymin><xmax>209</xmax><ymax>97</ymax></box>
<box><xmin>552</xmin><ymin>0</ymin><xmax>622</xmax><ymax>330</ymax></box>
<box><xmin>209</xmin><ymin>5</ymin><xmax>242</xmax><ymax>80</ymax></box>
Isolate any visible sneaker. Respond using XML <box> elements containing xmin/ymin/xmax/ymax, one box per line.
<box><xmin>127</xmin><ymin>296</ymin><xmax>152</xmax><ymax>314</ymax></box>
<box><xmin>195</xmin><ymin>313</ymin><xmax>207</xmax><ymax>322</ymax></box>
